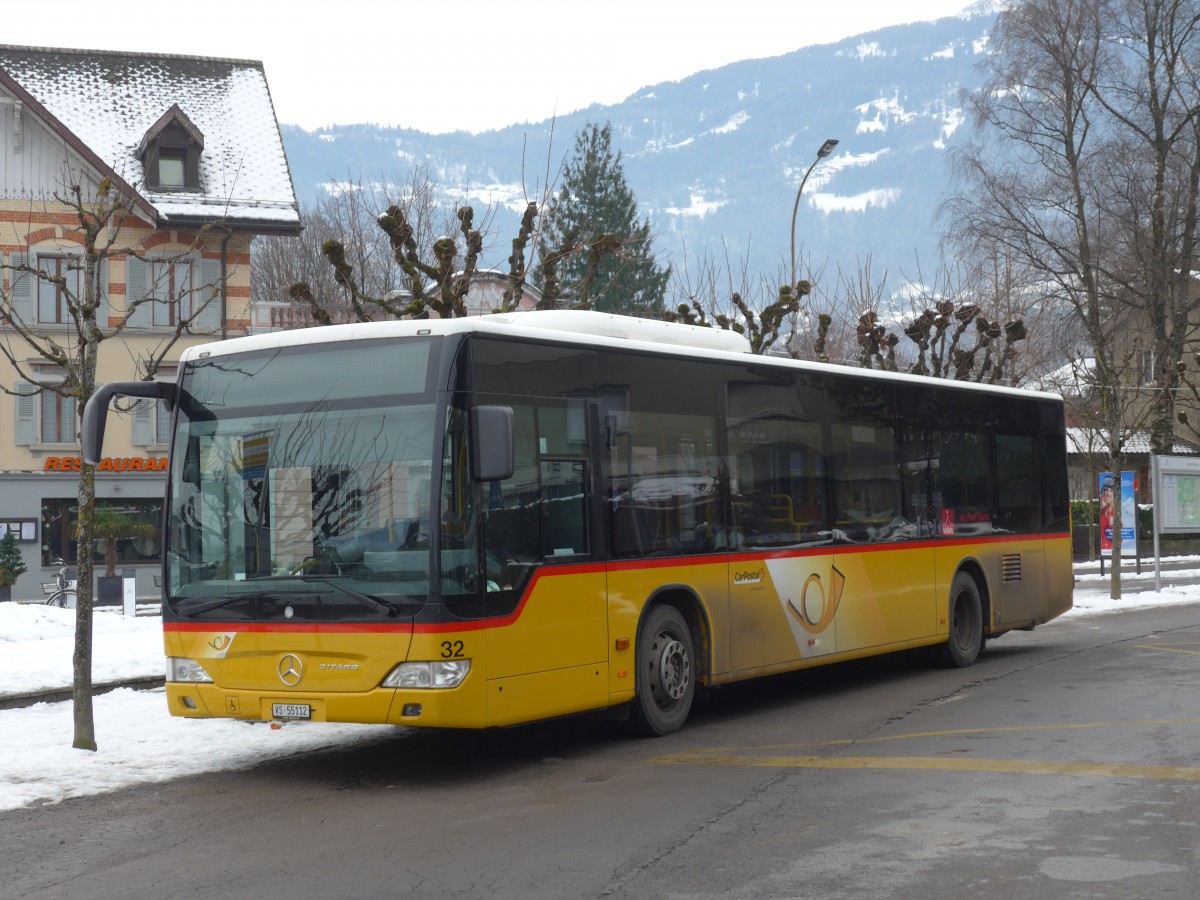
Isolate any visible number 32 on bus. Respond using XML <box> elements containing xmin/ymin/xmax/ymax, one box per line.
<box><xmin>82</xmin><ymin>310</ymin><xmax>1072</xmax><ymax>736</ymax></box>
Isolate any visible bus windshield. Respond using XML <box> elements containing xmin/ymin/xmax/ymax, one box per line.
<box><xmin>165</xmin><ymin>338</ymin><xmax>439</xmax><ymax>620</ymax></box>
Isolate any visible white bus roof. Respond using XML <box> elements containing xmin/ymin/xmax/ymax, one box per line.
<box><xmin>177</xmin><ymin>310</ymin><xmax>1062</xmax><ymax>403</ymax></box>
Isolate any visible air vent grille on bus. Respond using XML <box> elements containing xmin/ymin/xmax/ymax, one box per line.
<box><xmin>1002</xmin><ymin>554</ymin><xmax>1022</xmax><ymax>583</ymax></box>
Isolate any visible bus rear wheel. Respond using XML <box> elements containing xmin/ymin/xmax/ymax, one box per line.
<box><xmin>630</xmin><ymin>605</ymin><xmax>695</xmax><ymax>736</ymax></box>
<box><xmin>926</xmin><ymin>572</ymin><xmax>983</xmax><ymax>668</ymax></box>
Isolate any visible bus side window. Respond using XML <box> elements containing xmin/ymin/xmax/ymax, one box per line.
<box><xmin>608</xmin><ymin>404</ymin><xmax>724</xmax><ymax>557</ymax></box>
<box><xmin>994</xmin><ymin>433</ymin><xmax>1039</xmax><ymax>534</ymax></box>
<box><xmin>829</xmin><ymin>423</ymin><xmax>901</xmax><ymax>541</ymax></box>
<box><xmin>827</xmin><ymin>380</ymin><xmax>903</xmax><ymax>543</ymax></box>
<box><xmin>935</xmin><ymin>431</ymin><xmax>994</xmax><ymax>536</ymax></box>
<box><xmin>726</xmin><ymin>376</ymin><xmax>830</xmax><ymax>549</ymax></box>
<box><xmin>1041</xmin><ymin>433</ymin><xmax>1070</xmax><ymax>532</ymax></box>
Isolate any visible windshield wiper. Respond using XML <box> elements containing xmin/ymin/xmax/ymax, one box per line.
<box><xmin>240</xmin><ymin>574</ymin><xmax>401</xmax><ymax>617</ymax></box>
<box><xmin>296</xmin><ymin>576</ymin><xmax>400</xmax><ymax>618</ymax></box>
<box><xmin>179</xmin><ymin>577</ymin><xmax>400</xmax><ymax>618</ymax></box>
<box><xmin>181</xmin><ymin>591</ymin><xmax>289</xmax><ymax>616</ymax></box>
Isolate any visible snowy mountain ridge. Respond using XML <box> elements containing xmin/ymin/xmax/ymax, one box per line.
<box><xmin>279</xmin><ymin>7</ymin><xmax>1000</xmax><ymax>297</ymax></box>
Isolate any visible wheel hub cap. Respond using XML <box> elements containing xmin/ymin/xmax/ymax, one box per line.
<box><xmin>656</xmin><ymin>637</ymin><xmax>690</xmax><ymax>701</ymax></box>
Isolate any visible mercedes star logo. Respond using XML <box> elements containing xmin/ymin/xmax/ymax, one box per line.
<box><xmin>278</xmin><ymin>654</ymin><xmax>303</xmax><ymax>686</ymax></box>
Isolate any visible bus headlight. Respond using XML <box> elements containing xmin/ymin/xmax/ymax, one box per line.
<box><xmin>381</xmin><ymin>660</ymin><xmax>470</xmax><ymax>689</ymax></box>
<box><xmin>167</xmin><ymin>657</ymin><xmax>213</xmax><ymax>683</ymax></box>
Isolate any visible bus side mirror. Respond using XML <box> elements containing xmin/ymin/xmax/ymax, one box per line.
<box><xmin>82</xmin><ymin>380</ymin><xmax>178</xmax><ymax>466</ymax></box>
<box><xmin>471</xmin><ymin>405</ymin><xmax>514</xmax><ymax>482</ymax></box>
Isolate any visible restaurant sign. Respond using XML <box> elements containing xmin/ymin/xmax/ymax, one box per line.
<box><xmin>43</xmin><ymin>456</ymin><xmax>167</xmax><ymax>473</ymax></box>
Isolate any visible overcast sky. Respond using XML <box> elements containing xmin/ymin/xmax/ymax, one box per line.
<box><xmin>18</xmin><ymin>1</ymin><xmax>974</xmax><ymax>133</ymax></box>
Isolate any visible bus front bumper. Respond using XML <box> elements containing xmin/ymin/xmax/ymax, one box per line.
<box><xmin>165</xmin><ymin>679</ymin><xmax>489</xmax><ymax>729</ymax></box>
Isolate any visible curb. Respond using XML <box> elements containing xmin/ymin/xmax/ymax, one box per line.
<box><xmin>0</xmin><ymin>675</ymin><xmax>166</xmax><ymax>711</ymax></box>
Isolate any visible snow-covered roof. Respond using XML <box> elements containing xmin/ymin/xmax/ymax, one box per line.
<box><xmin>1033</xmin><ymin>358</ymin><xmax>1095</xmax><ymax>394</ymax></box>
<box><xmin>0</xmin><ymin>45</ymin><xmax>300</xmax><ymax>232</ymax></box>
<box><xmin>1067</xmin><ymin>428</ymin><xmax>1200</xmax><ymax>456</ymax></box>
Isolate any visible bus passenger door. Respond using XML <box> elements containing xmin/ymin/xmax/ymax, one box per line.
<box><xmin>725</xmin><ymin>377</ymin><xmax>837</xmax><ymax>671</ymax></box>
<box><xmin>479</xmin><ymin>397</ymin><xmax>610</xmax><ymax>726</ymax></box>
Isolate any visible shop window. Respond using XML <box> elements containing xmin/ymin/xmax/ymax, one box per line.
<box><xmin>40</xmin><ymin>498</ymin><xmax>163</xmax><ymax>567</ymax></box>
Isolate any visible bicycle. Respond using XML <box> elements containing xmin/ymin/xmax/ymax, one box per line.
<box><xmin>42</xmin><ymin>559</ymin><xmax>78</xmax><ymax>609</ymax></box>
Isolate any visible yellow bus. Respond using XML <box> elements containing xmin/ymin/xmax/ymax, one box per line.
<box><xmin>83</xmin><ymin>310</ymin><xmax>1072</xmax><ymax>735</ymax></box>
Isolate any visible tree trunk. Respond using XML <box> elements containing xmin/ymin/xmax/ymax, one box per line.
<box><xmin>72</xmin><ymin>252</ymin><xmax>102</xmax><ymax>752</ymax></box>
<box><xmin>72</xmin><ymin>465</ymin><xmax>97</xmax><ymax>751</ymax></box>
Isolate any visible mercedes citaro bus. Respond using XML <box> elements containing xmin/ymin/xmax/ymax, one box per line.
<box><xmin>82</xmin><ymin>310</ymin><xmax>1072</xmax><ymax>735</ymax></box>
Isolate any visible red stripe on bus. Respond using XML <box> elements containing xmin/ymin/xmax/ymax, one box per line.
<box><xmin>162</xmin><ymin>533</ymin><xmax>1067</xmax><ymax>636</ymax></box>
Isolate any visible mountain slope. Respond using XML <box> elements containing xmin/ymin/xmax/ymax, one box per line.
<box><xmin>280</xmin><ymin>8</ymin><xmax>998</xmax><ymax>297</ymax></box>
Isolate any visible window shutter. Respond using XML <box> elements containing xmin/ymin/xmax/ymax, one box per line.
<box><xmin>9</xmin><ymin>253</ymin><xmax>33</xmax><ymax>323</ymax></box>
<box><xmin>15</xmin><ymin>381</ymin><xmax>37</xmax><ymax>446</ymax></box>
<box><xmin>98</xmin><ymin>258</ymin><xmax>110</xmax><ymax>324</ymax></box>
<box><xmin>132</xmin><ymin>399</ymin><xmax>153</xmax><ymax>446</ymax></box>
<box><xmin>126</xmin><ymin>257</ymin><xmax>151</xmax><ymax>327</ymax></box>
<box><xmin>197</xmin><ymin>258</ymin><xmax>223</xmax><ymax>332</ymax></box>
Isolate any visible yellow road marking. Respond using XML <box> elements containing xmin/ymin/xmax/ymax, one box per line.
<box><xmin>651</xmin><ymin>752</ymin><xmax>1200</xmax><ymax>782</ymax></box>
<box><xmin>1135</xmin><ymin>644</ymin><xmax>1200</xmax><ymax>656</ymax></box>
<box><xmin>651</xmin><ymin>720</ymin><xmax>1200</xmax><ymax>782</ymax></box>
<box><xmin>751</xmin><ymin>719</ymin><xmax>1200</xmax><ymax>752</ymax></box>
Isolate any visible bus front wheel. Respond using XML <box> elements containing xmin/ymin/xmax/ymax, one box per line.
<box><xmin>630</xmin><ymin>604</ymin><xmax>695</xmax><ymax>736</ymax></box>
<box><xmin>926</xmin><ymin>572</ymin><xmax>983</xmax><ymax>668</ymax></box>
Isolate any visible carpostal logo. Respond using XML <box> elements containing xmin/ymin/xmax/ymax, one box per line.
<box><xmin>734</xmin><ymin>567</ymin><xmax>766</xmax><ymax>586</ymax></box>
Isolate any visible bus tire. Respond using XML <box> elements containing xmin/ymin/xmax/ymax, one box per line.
<box><xmin>630</xmin><ymin>604</ymin><xmax>695</xmax><ymax>736</ymax></box>
<box><xmin>926</xmin><ymin>572</ymin><xmax>983</xmax><ymax>669</ymax></box>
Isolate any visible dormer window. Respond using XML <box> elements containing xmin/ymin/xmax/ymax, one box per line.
<box><xmin>157</xmin><ymin>151</ymin><xmax>186</xmax><ymax>188</ymax></box>
<box><xmin>138</xmin><ymin>104</ymin><xmax>203</xmax><ymax>191</ymax></box>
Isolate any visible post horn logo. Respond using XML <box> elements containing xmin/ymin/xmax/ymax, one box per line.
<box><xmin>278</xmin><ymin>654</ymin><xmax>304</xmax><ymax>686</ymax></box>
<box><xmin>786</xmin><ymin>566</ymin><xmax>846</xmax><ymax>635</ymax></box>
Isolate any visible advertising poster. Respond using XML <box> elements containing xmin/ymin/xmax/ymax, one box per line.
<box><xmin>1157</xmin><ymin>456</ymin><xmax>1200</xmax><ymax>532</ymax></box>
<box><xmin>1098</xmin><ymin>471</ymin><xmax>1137</xmax><ymax>557</ymax></box>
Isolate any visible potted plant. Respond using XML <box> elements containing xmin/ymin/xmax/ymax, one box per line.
<box><xmin>92</xmin><ymin>508</ymin><xmax>157</xmax><ymax>605</ymax></box>
<box><xmin>0</xmin><ymin>530</ymin><xmax>28</xmax><ymax>602</ymax></box>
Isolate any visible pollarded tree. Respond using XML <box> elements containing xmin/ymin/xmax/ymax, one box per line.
<box><xmin>666</xmin><ymin>242</ymin><xmax>811</xmax><ymax>355</ymax></box>
<box><xmin>534</xmin><ymin>122</ymin><xmax>671</xmax><ymax>314</ymax></box>
<box><xmin>254</xmin><ymin>167</ymin><xmax>470</xmax><ymax>321</ymax></box>
<box><xmin>286</xmin><ymin>154</ymin><xmax>627</xmax><ymax>322</ymax></box>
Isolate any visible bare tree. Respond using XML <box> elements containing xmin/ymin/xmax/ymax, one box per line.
<box><xmin>943</xmin><ymin>0</ymin><xmax>1200</xmax><ymax>596</ymax></box>
<box><xmin>285</xmin><ymin>136</ymin><xmax>632</xmax><ymax>321</ymax></box>
<box><xmin>0</xmin><ymin>171</ymin><xmax>221</xmax><ymax>749</ymax></box>
<box><xmin>254</xmin><ymin>168</ymin><xmax>465</xmax><ymax>323</ymax></box>
<box><xmin>665</xmin><ymin>242</ymin><xmax>809</xmax><ymax>355</ymax></box>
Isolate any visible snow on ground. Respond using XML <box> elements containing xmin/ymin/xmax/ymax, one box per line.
<box><xmin>2</xmin><ymin>560</ymin><xmax>1199</xmax><ymax>813</ymax></box>
<box><xmin>0</xmin><ymin>602</ymin><xmax>162</xmax><ymax>695</ymax></box>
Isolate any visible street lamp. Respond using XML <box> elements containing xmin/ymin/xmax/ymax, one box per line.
<box><xmin>790</xmin><ymin>138</ymin><xmax>839</xmax><ymax>290</ymax></box>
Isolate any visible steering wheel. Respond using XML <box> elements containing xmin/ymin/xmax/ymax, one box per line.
<box><xmin>404</xmin><ymin>532</ymin><xmax>430</xmax><ymax>550</ymax></box>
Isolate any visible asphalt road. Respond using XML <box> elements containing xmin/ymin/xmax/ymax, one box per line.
<box><xmin>4</xmin><ymin>602</ymin><xmax>1199</xmax><ymax>900</ymax></box>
